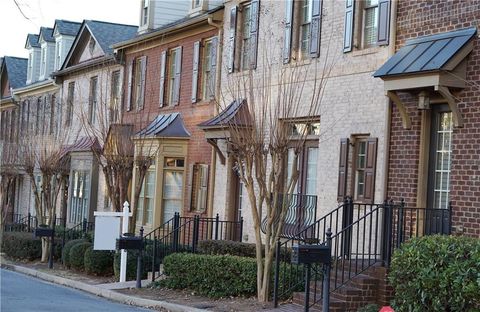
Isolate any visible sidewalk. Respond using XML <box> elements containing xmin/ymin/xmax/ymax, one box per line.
<box><xmin>1</xmin><ymin>262</ymin><xmax>205</xmax><ymax>312</ymax></box>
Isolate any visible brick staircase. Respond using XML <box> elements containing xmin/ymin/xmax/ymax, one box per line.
<box><xmin>290</xmin><ymin>262</ymin><xmax>393</xmax><ymax>311</ymax></box>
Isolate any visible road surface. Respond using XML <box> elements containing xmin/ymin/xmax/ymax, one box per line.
<box><xmin>0</xmin><ymin>268</ymin><xmax>150</xmax><ymax>312</ymax></box>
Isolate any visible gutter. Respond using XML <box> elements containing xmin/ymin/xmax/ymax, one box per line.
<box><xmin>206</xmin><ymin>16</ymin><xmax>224</xmax><ymax>219</ymax></box>
<box><xmin>382</xmin><ymin>0</ymin><xmax>398</xmax><ymax>201</ymax></box>
<box><xmin>52</xmin><ymin>55</ymin><xmax>116</xmax><ymax>78</ymax></box>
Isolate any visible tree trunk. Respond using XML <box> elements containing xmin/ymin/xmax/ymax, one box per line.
<box><xmin>41</xmin><ymin>238</ymin><xmax>50</xmax><ymax>263</ymax></box>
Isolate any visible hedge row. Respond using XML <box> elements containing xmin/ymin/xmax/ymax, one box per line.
<box><xmin>389</xmin><ymin>235</ymin><xmax>480</xmax><ymax>312</ymax></box>
<box><xmin>159</xmin><ymin>253</ymin><xmax>303</xmax><ymax>298</ymax></box>
<box><xmin>198</xmin><ymin>240</ymin><xmax>292</xmax><ymax>261</ymax></box>
<box><xmin>2</xmin><ymin>232</ymin><xmax>42</xmax><ymax>260</ymax></box>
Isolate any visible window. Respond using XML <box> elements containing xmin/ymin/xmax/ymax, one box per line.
<box><xmin>69</xmin><ymin>170</ymin><xmax>90</xmax><ymax>224</ymax></box>
<box><xmin>88</xmin><ymin>38</ymin><xmax>96</xmax><ymax>54</ymax></box>
<box><xmin>201</xmin><ymin>39</ymin><xmax>214</xmax><ymax>100</ymax></box>
<box><xmin>363</xmin><ymin>0</ymin><xmax>379</xmax><ymax>47</ymax></box>
<box><xmin>110</xmin><ymin>71</ymin><xmax>121</xmax><ymax>122</ymax></box>
<box><xmin>192</xmin><ymin>0</ymin><xmax>201</xmax><ymax>9</ymax></box>
<box><xmin>167</xmin><ymin>47</ymin><xmax>182</xmax><ymax>105</ymax></box>
<box><xmin>137</xmin><ymin>165</ymin><xmax>155</xmax><ymax>226</ymax></box>
<box><xmin>35</xmin><ymin>97</ymin><xmax>41</xmax><ymax>135</ymax></box>
<box><xmin>142</xmin><ymin>0</ymin><xmax>149</xmax><ymax>26</ymax></box>
<box><xmin>88</xmin><ymin>76</ymin><xmax>98</xmax><ymax>124</ymax></box>
<box><xmin>162</xmin><ymin>157</ymin><xmax>184</xmax><ymax>223</ymax></box>
<box><xmin>241</xmin><ymin>3</ymin><xmax>253</xmax><ymax>70</ymax></box>
<box><xmin>134</xmin><ymin>57</ymin><xmax>146</xmax><ymax>110</ymax></box>
<box><xmin>189</xmin><ymin>164</ymin><xmax>209</xmax><ymax>212</ymax></box>
<box><xmin>50</xmin><ymin>94</ymin><xmax>56</xmax><ymax>135</ymax></box>
<box><xmin>41</xmin><ymin>47</ymin><xmax>47</xmax><ymax>77</ymax></box>
<box><xmin>66</xmin><ymin>82</ymin><xmax>75</xmax><ymax>126</ymax></box>
<box><xmin>337</xmin><ymin>137</ymin><xmax>378</xmax><ymax>203</ymax></box>
<box><xmin>56</xmin><ymin>42</ymin><xmax>62</xmax><ymax>70</ymax></box>
<box><xmin>300</xmin><ymin>0</ymin><xmax>313</xmax><ymax>58</ymax></box>
<box><xmin>28</xmin><ymin>52</ymin><xmax>33</xmax><ymax>82</ymax></box>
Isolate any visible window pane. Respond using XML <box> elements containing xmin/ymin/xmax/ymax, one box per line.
<box><xmin>432</xmin><ymin>112</ymin><xmax>453</xmax><ymax>209</ymax></box>
<box><xmin>305</xmin><ymin>148</ymin><xmax>318</xmax><ymax>195</ymax></box>
<box><xmin>363</xmin><ymin>6</ymin><xmax>378</xmax><ymax>46</ymax></box>
<box><xmin>163</xmin><ymin>171</ymin><xmax>183</xmax><ymax>223</ymax></box>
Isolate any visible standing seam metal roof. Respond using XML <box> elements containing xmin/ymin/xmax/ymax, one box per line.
<box><xmin>374</xmin><ymin>27</ymin><xmax>477</xmax><ymax>77</ymax></box>
<box><xmin>136</xmin><ymin>113</ymin><xmax>191</xmax><ymax>138</ymax></box>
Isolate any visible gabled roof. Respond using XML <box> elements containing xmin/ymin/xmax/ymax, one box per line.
<box><xmin>1</xmin><ymin>56</ymin><xmax>28</xmax><ymax>91</ymax></box>
<box><xmin>374</xmin><ymin>27</ymin><xmax>477</xmax><ymax>78</ymax></box>
<box><xmin>53</xmin><ymin>20</ymin><xmax>81</xmax><ymax>37</ymax></box>
<box><xmin>137</xmin><ymin>113</ymin><xmax>191</xmax><ymax>138</ymax></box>
<box><xmin>85</xmin><ymin>20</ymin><xmax>137</xmax><ymax>54</ymax></box>
<box><xmin>198</xmin><ymin>99</ymin><xmax>251</xmax><ymax>129</ymax></box>
<box><xmin>25</xmin><ymin>34</ymin><xmax>40</xmax><ymax>49</ymax></box>
<box><xmin>60</xmin><ymin>20</ymin><xmax>137</xmax><ymax>71</ymax></box>
<box><xmin>38</xmin><ymin>27</ymin><xmax>55</xmax><ymax>43</ymax></box>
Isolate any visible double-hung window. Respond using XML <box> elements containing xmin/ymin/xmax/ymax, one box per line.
<box><xmin>166</xmin><ymin>47</ymin><xmax>182</xmax><ymax>106</ymax></box>
<box><xmin>88</xmin><ymin>76</ymin><xmax>98</xmax><ymax>124</ymax></box>
<box><xmin>363</xmin><ymin>0</ymin><xmax>379</xmax><ymax>47</ymax></box>
<box><xmin>241</xmin><ymin>3</ymin><xmax>253</xmax><ymax>70</ymax></box>
<box><xmin>110</xmin><ymin>71</ymin><xmax>121</xmax><ymax>122</ymax></box>
<box><xmin>66</xmin><ymin>82</ymin><xmax>75</xmax><ymax>126</ymax></box>
<box><xmin>134</xmin><ymin>57</ymin><xmax>147</xmax><ymax>110</ymax></box>
<box><xmin>137</xmin><ymin>164</ymin><xmax>155</xmax><ymax>226</ymax></box>
<box><xmin>300</xmin><ymin>0</ymin><xmax>313</xmax><ymax>58</ymax></box>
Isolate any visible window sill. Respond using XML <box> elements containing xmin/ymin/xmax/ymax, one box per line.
<box><xmin>351</xmin><ymin>45</ymin><xmax>386</xmax><ymax>57</ymax></box>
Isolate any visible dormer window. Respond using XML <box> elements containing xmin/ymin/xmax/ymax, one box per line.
<box><xmin>28</xmin><ymin>52</ymin><xmax>33</xmax><ymax>82</ymax></box>
<box><xmin>142</xmin><ymin>0</ymin><xmax>149</xmax><ymax>26</ymax></box>
<box><xmin>56</xmin><ymin>42</ymin><xmax>62</xmax><ymax>70</ymax></box>
<box><xmin>192</xmin><ymin>0</ymin><xmax>201</xmax><ymax>9</ymax></box>
<box><xmin>41</xmin><ymin>46</ymin><xmax>47</xmax><ymax>77</ymax></box>
<box><xmin>88</xmin><ymin>38</ymin><xmax>96</xmax><ymax>54</ymax></box>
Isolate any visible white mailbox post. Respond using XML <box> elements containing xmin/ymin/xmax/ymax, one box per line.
<box><xmin>93</xmin><ymin>201</ymin><xmax>132</xmax><ymax>283</ymax></box>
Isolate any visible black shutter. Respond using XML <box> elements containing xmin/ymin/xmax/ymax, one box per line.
<box><xmin>363</xmin><ymin>138</ymin><xmax>378</xmax><ymax>203</ymax></box>
<box><xmin>191</xmin><ymin>41</ymin><xmax>200</xmax><ymax>103</ymax></box>
<box><xmin>377</xmin><ymin>0</ymin><xmax>391</xmax><ymax>45</ymax></box>
<box><xmin>337</xmin><ymin>138</ymin><xmax>349</xmax><ymax>201</ymax></box>
<box><xmin>309</xmin><ymin>0</ymin><xmax>323</xmax><ymax>58</ymax></box>
<box><xmin>228</xmin><ymin>6</ymin><xmax>237</xmax><ymax>73</ymax></box>
<box><xmin>343</xmin><ymin>0</ymin><xmax>355</xmax><ymax>53</ymax></box>
<box><xmin>283</xmin><ymin>0</ymin><xmax>294</xmax><ymax>64</ymax></box>
<box><xmin>250</xmin><ymin>0</ymin><xmax>260</xmax><ymax>69</ymax></box>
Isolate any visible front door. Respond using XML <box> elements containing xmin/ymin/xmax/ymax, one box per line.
<box><xmin>426</xmin><ymin>105</ymin><xmax>452</xmax><ymax>234</ymax></box>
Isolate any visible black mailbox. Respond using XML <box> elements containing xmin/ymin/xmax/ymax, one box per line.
<box><xmin>34</xmin><ymin>227</ymin><xmax>54</xmax><ymax>237</ymax></box>
<box><xmin>116</xmin><ymin>236</ymin><xmax>143</xmax><ymax>250</ymax></box>
<box><xmin>291</xmin><ymin>244</ymin><xmax>331</xmax><ymax>265</ymax></box>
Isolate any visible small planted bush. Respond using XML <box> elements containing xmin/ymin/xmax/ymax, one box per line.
<box><xmin>389</xmin><ymin>235</ymin><xmax>480</xmax><ymax>312</ymax></box>
<box><xmin>1</xmin><ymin>232</ymin><xmax>41</xmax><ymax>260</ymax></box>
<box><xmin>113</xmin><ymin>250</ymin><xmax>152</xmax><ymax>281</ymax></box>
<box><xmin>62</xmin><ymin>239</ymin><xmax>87</xmax><ymax>268</ymax></box>
<box><xmin>69</xmin><ymin>242</ymin><xmax>92</xmax><ymax>271</ymax></box>
<box><xmin>84</xmin><ymin>247</ymin><xmax>114</xmax><ymax>276</ymax></box>
<box><xmin>158</xmin><ymin>253</ymin><xmax>304</xmax><ymax>298</ymax></box>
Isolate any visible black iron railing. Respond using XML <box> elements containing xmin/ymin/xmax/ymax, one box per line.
<box><xmin>261</xmin><ymin>193</ymin><xmax>317</xmax><ymax>239</ymax></box>
<box><xmin>4</xmin><ymin>213</ymin><xmax>67</xmax><ymax>233</ymax></box>
<box><xmin>144</xmin><ymin>212</ymin><xmax>243</xmax><ymax>282</ymax></box>
<box><xmin>272</xmin><ymin>198</ymin><xmax>452</xmax><ymax>308</ymax></box>
<box><xmin>61</xmin><ymin>218</ymin><xmax>95</xmax><ymax>247</ymax></box>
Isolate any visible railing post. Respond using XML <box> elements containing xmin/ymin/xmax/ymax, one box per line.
<box><xmin>382</xmin><ymin>199</ymin><xmax>393</xmax><ymax>267</ymax></box>
<box><xmin>322</xmin><ymin>228</ymin><xmax>332</xmax><ymax>312</ymax></box>
<box><xmin>172</xmin><ymin>212</ymin><xmax>180</xmax><ymax>252</ymax></box>
<box><xmin>214</xmin><ymin>213</ymin><xmax>219</xmax><ymax>240</ymax></box>
<box><xmin>152</xmin><ymin>235</ymin><xmax>157</xmax><ymax>282</ymax></box>
<box><xmin>273</xmin><ymin>239</ymin><xmax>281</xmax><ymax>308</ymax></box>
<box><xmin>342</xmin><ymin>196</ymin><xmax>353</xmax><ymax>259</ymax></box>
<box><xmin>49</xmin><ymin>227</ymin><xmax>55</xmax><ymax>270</ymax></box>
<box><xmin>192</xmin><ymin>215</ymin><xmax>200</xmax><ymax>253</ymax></box>
<box><xmin>136</xmin><ymin>227</ymin><xmax>144</xmax><ymax>288</ymax></box>
<box><xmin>396</xmin><ymin>198</ymin><xmax>405</xmax><ymax>248</ymax></box>
<box><xmin>239</xmin><ymin>217</ymin><xmax>244</xmax><ymax>242</ymax></box>
<box><xmin>27</xmin><ymin>213</ymin><xmax>31</xmax><ymax>232</ymax></box>
<box><xmin>82</xmin><ymin>218</ymin><xmax>87</xmax><ymax>237</ymax></box>
<box><xmin>448</xmin><ymin>201</ymin><xmax>453</xmax><ymax>235</ymax></box>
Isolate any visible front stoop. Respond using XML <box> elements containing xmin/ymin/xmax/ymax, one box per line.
<box><xmin>291</xmin><ymin>262</ymin><xmax>393</xmax><ymax>311</ymax></box>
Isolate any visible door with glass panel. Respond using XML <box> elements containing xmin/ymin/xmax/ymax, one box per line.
<box><xmin>162</xmin><ymin>158</ymin><xmax>184</xmax><ymax>223</ymax></box>
<box><xmin>69</xmin><ymin>170</ymin><xmax>90</xmax><ymax>224</ymax></box>
<box><xmin>426</xmin><ymin>106</ymin><xmax>452</xmax><ymax>234</ymax></box>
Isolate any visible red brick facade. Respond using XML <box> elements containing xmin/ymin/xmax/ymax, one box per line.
<box><xmin>387</xmin><ymin>0</ymin><xmax>480</xmax><ymax>237</ymax></box>
<box><xmin>121</xmin><ymin>25</ymin><xmax>220</xmax><ymax>219</ymax></box>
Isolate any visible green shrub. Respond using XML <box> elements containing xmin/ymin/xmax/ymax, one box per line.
<box><xmin>69</xmin><ymin>242</ymin><xmax>92</xmax><ymax>271</ymax></box>
<box><xmin>84</xmin><ymin>247</ymin><xmax>114</xmax><ymax>276</ymax></box>
<box><xmin>389</xmin><ymin>235</ymin><xmax>480</xmax><ymax>312</ymax></box>
<box><xmin>62</xmin><ymin>239</ymin><xmax>87</xmax><ymax>267</ymax></box>
<box><xmin>113</xmin><ymin>250</ymin><xmax>152</xmax><ymax>281</ymax></box>
<box><xmin>1</xmin><ymin>232</ymin><xmax>41</xmax><ymax>260</ymax></box>
<box><xmin>198</xmin><ymin>240</ymin><xmax>292</xmax><ymax>261</ymax></box>
<box><xmin>158</xmin><ymin>253</ymin><xmax>304</xmax><ymax>298</ymax></box>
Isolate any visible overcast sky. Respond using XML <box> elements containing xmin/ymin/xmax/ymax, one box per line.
<box><xmin>0</xmin><ymin>0</ymin><xmax>140</xmax><ymax>58</ymax></box>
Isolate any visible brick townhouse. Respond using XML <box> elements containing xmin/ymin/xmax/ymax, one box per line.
<box><xmin>112</xmin><ymin>1</ymin><xmax>224</xmax><ymax>233</ymax></box>
<box><xmin>375</xmin><ymin>0</ymin><xmax>480</xmax><ymax>237</ymax></box>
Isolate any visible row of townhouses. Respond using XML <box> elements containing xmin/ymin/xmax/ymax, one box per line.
<box><xmin>1</xmin><ymin>0</ymin><xmax>479</xmax><ymax>246</ymax></box>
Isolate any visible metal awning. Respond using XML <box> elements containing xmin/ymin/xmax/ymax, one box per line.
<box><xmin>374</xmin><ymin>27</ymin><xmax>477</xmax><ymax>129</ymax></box>
<box><xmin>198</xmin><ymin>99</ymin><xmax>252</xmax><ymax>164</ymax></box>
<box><xmin>374</xmin><ymin>27</ymin><xmax>476</xmax><ymax>78</ymax></box>
<box><xmin>136</xmin><ymin>112</ymin><xmax>191</xmax><ymax>138</ymax></box>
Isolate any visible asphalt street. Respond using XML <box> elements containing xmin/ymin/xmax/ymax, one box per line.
<box><xmin>0</xmin><ymin>269</ymin><xmax>150</xmax><ymax>312</ymax></box>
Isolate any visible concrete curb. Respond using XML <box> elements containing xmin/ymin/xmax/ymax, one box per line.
<box><xmin>2</xmin><ymin>263</ymin><xmax>205</xmax><ymax>312</ymax></box>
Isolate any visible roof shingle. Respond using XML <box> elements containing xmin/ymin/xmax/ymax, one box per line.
<box><xmin>3</xmin><ymin>56</ymin><xmax>28</xmax><ymax>90</ymax></box>
<box><xmin>54</xmin><ymin>20</ymin><xmax>81</xmax><ymax>37</ymax></box>
<box><xmin>85</xmin><ymin>20</ymin><xmax>137</xmax><ymax>54</ymax></box>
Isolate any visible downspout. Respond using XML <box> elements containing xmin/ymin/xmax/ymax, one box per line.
<box><xmin>206</xmin><ymin>16</ymin><xmax>224</xmax><ymax>218</ymax></box>
<box><xmin>382</xmin><ymin>0</ymin><xmax>397</xmax><ymax>201</ymax></box>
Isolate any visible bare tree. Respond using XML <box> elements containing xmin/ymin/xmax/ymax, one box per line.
<box><xmin>215</xmin><ymin>15</ymin><xmax>337</xmax><ymax>302</ymax></box>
